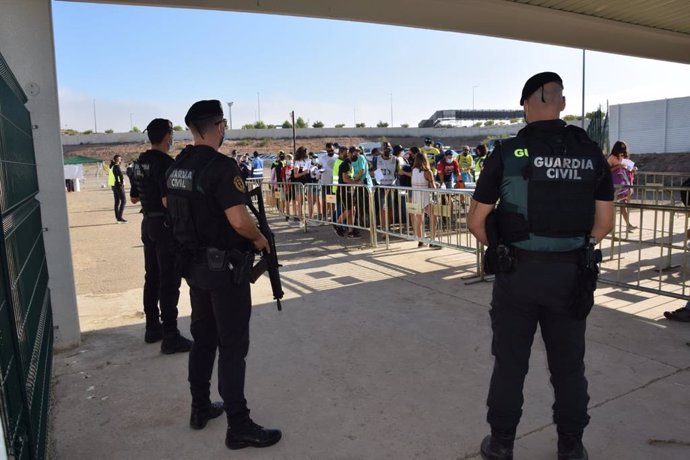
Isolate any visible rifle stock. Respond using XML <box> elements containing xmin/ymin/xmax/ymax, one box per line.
<box><xmin>247</xmin><ymin>186</ymin><xmax>284</xmax><ymax>311</ymax></box>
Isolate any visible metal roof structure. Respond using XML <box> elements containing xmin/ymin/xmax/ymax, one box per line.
<box><xmin>418</xmin><ymin>109</ymin><xmax>525</xmax><ymax>128</ymax></box>
<box><xmin>61</xmin><ymin>0</ymin><xmax>690</xmax><ymax>64</ymax></box>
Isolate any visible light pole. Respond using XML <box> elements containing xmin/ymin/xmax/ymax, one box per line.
<box><xmin>581</xmin><ymin>50</ymin><xmax>586</xmax><ymax>129</ymax></box>
<box><xmin>390</xmin><ymin>93</ymin><xmax>394</xmax><ymax>127</ymax></box>
<box><xmin>472</xmin><ymin>85</ymin><xmax>479</xmax><ymax>110</ymax></box>
<box><xmin>93</xmin><ymin>99</ymin><xmax>98</xmax><ymax>133</ymax></box>
<box><xmin>226</xmin><ymin>102</ymin><xmax>233</xmax><ymax>130</ymax></box>
<box><xmin>129</xmin><ymin>113</ymin><xmax>133</xmax><ymax>131</ymax></box>
<box><xmin>257</xmin><ymin>92</ymin><xmax>261</xmax><ymax>122</ymax></box>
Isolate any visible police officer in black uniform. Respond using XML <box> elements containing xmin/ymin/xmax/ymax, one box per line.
<box><xmin>130</xmin><ymin>118</ymin><xmax>193</xmax><ymax>354</ymax></box>
<box><xmin>165</xmin><ymin>100</ymin><xmax>281</xmax><ymax>450</ymax></box>
<box><xmin>468</xmin><ymin>72</ymin><xmax>614</xmax><ymax>460</ymax></box>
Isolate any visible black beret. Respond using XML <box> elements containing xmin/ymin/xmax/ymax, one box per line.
<box><xmin>520</xmin><ymin>72</ymin><xmax>563</xmax><ymax>106</ymax></box>
<box><xmin>184</xmin><ymin>99</ymin><xmax>224</xmax><ymax>126</ymax></box>
<box><xmin>144</xmin><ymin>118</ymin><xmax>172</xmax><ymax>135</ymax></box>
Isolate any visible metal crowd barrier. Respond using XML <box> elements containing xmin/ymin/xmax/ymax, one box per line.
<box><xmin>249</xmin><ymin>178</ymin><xmax>690</xmax><ymax>299</ymax></box>
<box><xmin>600</xmin><ymin>195</ymin><xmax>690</xmax><ymax>300</ymax></box>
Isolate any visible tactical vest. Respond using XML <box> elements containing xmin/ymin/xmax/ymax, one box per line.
<box><xmin>165</xmin><ymin>146</ymin><xmax>245</xmax><ymax>252</ymax></box>
<box><xmin>132</xmin><ymin>150</ymin><xmax>167</xmax><ymax>214</ymax></box>
<box><xmin>496</xmin><ymin>124</ymin><xmax>605</xmax><ymax>252</ymax></box>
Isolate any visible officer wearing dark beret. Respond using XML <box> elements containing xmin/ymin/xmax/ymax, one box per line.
<box><xmin>130</xmin><ymin>118</ymin><xmax>192</xmax><ymax>353</ymax></box>
<box><xmin>468</xmin><ymin>72</ymin><xmax>614</xmax><ymax>460</ymax></box>
<box><xmin>166</xmin><ymin>100</ymin><xmax>281</xmax><ymax>449</ymax></box>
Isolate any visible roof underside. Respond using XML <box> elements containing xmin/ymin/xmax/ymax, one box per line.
<box><xmin>60</xmin><ymin>0</ymin><xmax>690</xmax><ymax>64</ymax></box>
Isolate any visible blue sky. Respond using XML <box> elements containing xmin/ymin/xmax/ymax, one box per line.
<box><xmin>52</xmin><ymin>2</ymin><xmax>690</xmax><ymax>132</ymax></box>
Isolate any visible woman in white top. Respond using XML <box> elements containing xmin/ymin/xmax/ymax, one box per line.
<box><xmin>411</xmin><ymin>152</ymin><xmax>440</xmax><ymax>249</ymax></box>
<box><xmin>291</xmin><ymin>146</ymin><xmax>312</xmax><ymax>222</ymax></box>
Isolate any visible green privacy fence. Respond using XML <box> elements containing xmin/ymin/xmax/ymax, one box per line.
<box><xmin>0</xmin><ymin>53</ymin><xmax>53</xmax><ymax>459</ymax></box>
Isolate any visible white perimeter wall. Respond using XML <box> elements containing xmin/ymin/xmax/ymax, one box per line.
<box><xmin>0</xmin><ymin>0</ymin><xmax>80</xmax><ymax>349</ymax></box>
<box><xmin>609</xmin><ymin>96</ymin><xmax>690</xmax><ymax>154</ymax></box>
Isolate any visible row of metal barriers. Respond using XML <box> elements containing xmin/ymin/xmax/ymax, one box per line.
<box><xmin>246</xmin><ymin>177</ymin><xmax>690</xmax><ymax>301</ymax></box>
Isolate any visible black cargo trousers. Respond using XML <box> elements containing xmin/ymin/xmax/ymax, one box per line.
<box><xmin>486</xmin><ymin>257</ymin><xmax>591</xmax><ymax>435</ymax></box>
<box><xmin>185</xmin><ymin>261</ymin><xmax>252</xmax><ymax>425</ymax></box>
<box><xmin>141</xmin><ymin>214</ymin><xmax>181</xmax><ymax>332</ymax></box>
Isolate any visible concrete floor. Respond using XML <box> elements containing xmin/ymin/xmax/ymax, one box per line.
<box><xmin>51</xmin><ymin>184</ymin><xmax>690</xmax><ymax>459</ymax></box>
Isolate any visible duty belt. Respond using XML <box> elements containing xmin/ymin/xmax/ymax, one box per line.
<box><xmin>143</xmin><ymin>211</ymin><xmax>166</xmax><ymax>217</ymax></box>
<box><xmin>511</xmin><ymin>247</ymin><xmax>582</xmax><ymax>264</ymax></box>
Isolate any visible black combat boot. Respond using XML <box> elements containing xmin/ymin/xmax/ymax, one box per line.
<box><xmin>189</xmin><ymin>401</ymin><xmax>224</xmax><ymax>430</ymax></box>
<box><xmin>558</xmin><ymin>432</ymin><xmax>588</xmax><ymax>460</ymax></box>
<box><xmin>480</xmin><ymin>429</ymin><xmax>515</xmax><ymax>460</ymax></box>
<box><xmin>225</xmin><ymin>418</ymin><xmax>282</xmax><ymax>450</ymax></box>
<box><xmin>144</xmin><ymin>318</ymin><xmax>163</xmax><ymax>343</ymax></box>
<box><xmin>160</xmin><ymin>328</ymin><xmax>193</xmax><ymax>354</ymax></box>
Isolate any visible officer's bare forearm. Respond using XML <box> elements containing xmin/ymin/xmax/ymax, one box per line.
<box><xmin>225</xmin><ymin>205</ymin><xmax>264</xmax><ymax>243</ymax></box>
<box><xmin>590</xmin><ymin>200</ymin><xmax>615</xmax><ymax>243</ymax></box>
<box><xmin>468</xmin><ymin>201</ymin><xmax>494</xmax><ymax>246</ymax></box>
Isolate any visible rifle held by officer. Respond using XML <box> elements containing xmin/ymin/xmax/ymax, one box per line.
<box><xmin>247</xmin><ymin>185</ymin><xmax>284</xmax><ymax>311</ymax></box>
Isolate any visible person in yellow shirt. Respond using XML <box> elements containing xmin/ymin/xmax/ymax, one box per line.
<box><xmin>420</xmin><ymin>137</ymin><xmax>440</xmax><ymax>164</ymax></box>
<box><xmin>457</xmin><ymin>145</ymin><xmax>474</xmax><ymax>183</ymax></box>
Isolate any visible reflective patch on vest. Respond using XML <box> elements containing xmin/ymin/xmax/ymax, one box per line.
<box><xmin>167</xmin><ymin>168</ymin><xmax>194</xmax><ymax>191</ymax></box>
<box><xmin>531</xmin><ymin>156</ymin><xmax>596</xmax><ymax>182</ymax></box>
<box><xmin>513</xmin><ymin>148</ymin><xmax>529</xmax><ymax>158</ymax></box>
<box><xmin>133</xmin><ymin>162</ymin><xmax>149</xmax><ymax>180</ymax></box>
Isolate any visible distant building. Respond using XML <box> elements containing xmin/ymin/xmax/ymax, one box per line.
<box><xmin>609</xmin><ymin>96</ymin><xmax>690</xmax><ymax>154</ymax></box>
<box><xmin>418</xmin><ymin>109</ymin><xmax>524</xmax><ymax>128</ymax></box>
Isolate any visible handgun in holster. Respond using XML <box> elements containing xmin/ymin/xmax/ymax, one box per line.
<box><xmin>484</xmin><ymin>211</ymin><xmax>517</xmax><ymax>275</ymax></box>
<box><xmin>205</xmin><ymin>247</ymin><xmax>255</xmax><ymax>285</ymax></box>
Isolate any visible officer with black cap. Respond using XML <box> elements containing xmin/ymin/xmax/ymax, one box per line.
<box><xmin>130</xmin><ymin>118</ymin><xmax>193</xmax><ymax>353</ymax></box>
<box><xmin>468</xmin><ymin>72</ymin><xmax>614</xmax><ymax>460</ymax></box>
<box><xmin>165</xmin><ymin>100</ymin><xmax>281</xmax><ymax>449</ymax></box>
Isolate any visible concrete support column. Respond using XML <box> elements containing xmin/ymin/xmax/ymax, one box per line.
<box><xmin>0</xmin><ymin>0</ymin><xmax>80</xmax><ymax>349</ymax></box>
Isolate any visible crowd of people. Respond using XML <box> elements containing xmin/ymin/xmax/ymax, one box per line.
<box><xmin>263</xmin><ymin>138</ymin><xmax>489</xmax><ymax>245</ymax></box>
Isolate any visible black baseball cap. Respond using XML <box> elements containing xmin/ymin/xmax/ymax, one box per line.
<box><xmin>520</xmin><ymin>72</ymin><xmax>563</xmax><ymax>106</ymax></box>
<box><xmin>424</xmin><ymin>137</ymin><xmax>432</xmax><ymax>144</ymax></box>
<box><xmin>184</xmin><ymin>99</ymin><xmax>224</xmax><ymax>126</ymax></box>
<box><xmin>393</xmin><ymin>145</ymin><xmax>404</xmax><ymax>154</ymax></box>
<box><xmin>144</xmin><ymin>118</ymin><xmax>172</xmax><ymax>135</ymax></box>
<box><xmin>444</xmin><ymin>149</ymin><xmax>454</xmax><ymax>156</ymax></box>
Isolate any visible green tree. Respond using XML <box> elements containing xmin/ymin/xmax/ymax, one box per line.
<box><xmin>472</xmin><ymin>122</ymin><xmax>483</xmax><ymax>128</ymax></box>
<box><xmin>130</xmin><ymin>126</ymin><xmax>141</xmax><ymax>133</ymax></box>
<box><xmin>104</xmin><ymin>129</ymin><xmax>114</xmax><ymax>134</ymax></box>
<box><xmin>355</xmin><ymin>122</ymin><xmax>366</xmax><ymax>128</ymax></box>
<box><xmin>376</xmin><ymin>121</ymin><xmax>389</xmax><ymax>128</ymax></box>
<box><xmin>312</xmin><ymin>120</ymin><xmax>325</xmax><ymax>128</ymax></box>
<box><xmin>281</xmin><ymin>120</ymin><xmax>292</xmax><ymax>129</ymax></box>
<box><xmin>483</xmin><ymin>120</ymin><xmax>494</xmax><ymax>127</ymax></box>
<box><xmin>295</xmin><ymin>117</ymin><xmax>307</xmax><ymax>129</ymax></box>
<box><xmin>585</xmin><ymin>111</ymin><xmax>604</xmax><ymax>120</ymax></box>
<box><xmin>62</xmin><ymin>129</ymin><xmax>79</xmax><ymax>136</ymax></box>
<box><xmin>173</xmin><ymin>125</ymin><xmax>184</xmax><ymax>131</ymax></box>
<box><xmin>253</xmin><ymin>121</ymin><xmax>267</xmax><ymax>129</ymax></box>
<box><xmin>334</xmin><ymin>123</ymin><xmax>345</xmax><ymax>128</ymax></box>
<box><xmin>241</xmin><ymin>123</ymin><xmax>255</xmax><ymax>130</ymax></box>
<box><xmin>267</xmin><ymin>124</ymin><xmax>276</xmax><ymax>129</ymax></box>
<box><xmin>563</xmin><ymin>114</ymin><xmax>580</xmax><ymax>121</ymax></box>
<box><xmin>400</xmin><ymin>123</ymin><xmax>410</xmax><ymax>128</ymax></box>
<box><xmin>82</xmin><ymin>129</ymin><xmax>94</xmax><ymax>135</ymax></box>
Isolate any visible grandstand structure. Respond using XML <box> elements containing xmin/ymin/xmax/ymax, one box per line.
<box><xmin>418</xmin><ymin>109</ymin><xmax>525</xmax><ymax>128</ymax></box>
